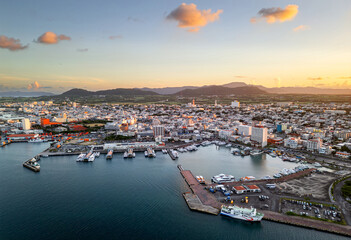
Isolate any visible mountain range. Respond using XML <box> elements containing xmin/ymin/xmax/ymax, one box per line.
<box><xmin>2</xmin><ymin>82</ymin><xmax>351</xmax><ymax>98</ymax></box>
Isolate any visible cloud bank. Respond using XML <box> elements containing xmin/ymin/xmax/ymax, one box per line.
<box><xmin>0</xmin><ymin>35</ymin><xmax>28</xmax><ymax>51</ymax></box>
<box><xmin>37</xmin><ymin>32</ymin><xmax>71</xmax><ymax>44</ymax></box>
<box><xmin>167</xmin><ymin>3</ymin><xmax>223</xmax><ymax>32</ymax></box>
<box><xmin>27</xmin><ymin>81</ymin><xmax>41</xmax><ymax>90</ymax></box>
<box><xmin>251</xmin><ymin>5</ymin><xmax>298</xmax><ymax>24</ymax></box>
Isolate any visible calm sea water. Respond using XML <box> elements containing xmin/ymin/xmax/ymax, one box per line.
<box><xmin>0</xmin><ymin>143</ymin><xmax>348</xmax><ymax>240</ymax></box>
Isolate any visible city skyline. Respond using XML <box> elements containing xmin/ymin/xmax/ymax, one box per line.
<box><xmin>1</xmin><ymin>0</ymin><xmax>351</xmax><ymax>93</ymax></box>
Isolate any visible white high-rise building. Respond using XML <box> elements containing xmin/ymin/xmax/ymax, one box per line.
<box><xmin>153</xmin><ymin>125</ymin><xmax>165</xmax><ymax>138</ymax></box>
<box><xmin>238</xmin><ymin>125</ymin><xmax>252</xmax><ymax>136</ymax></box>
<box><xmin>231</xmin><ymin>100</ymin><xmax>240</xmax><ymax>108</ymax></box>
<box><xmin>22</xmin><ymin>118</ymin><xmax>31</xmax><ymax>130</ymax></box>
<box><xmin>251</xmin><ymin>127</ymin><xmax>268</xmax><ymax>147</ymax></box>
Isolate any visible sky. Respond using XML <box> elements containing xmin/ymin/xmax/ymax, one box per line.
<box><xmin>0</xmin><ymin>0</ymin><xmax>351</xmax><ymax>93</ymax></box>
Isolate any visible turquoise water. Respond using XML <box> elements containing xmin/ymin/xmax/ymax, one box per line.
<box><xmin>0</xmin><ymin>143</ymin><xmax>348</xmax><ymax>240</ymax></box>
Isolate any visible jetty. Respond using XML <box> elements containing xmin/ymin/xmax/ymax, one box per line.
<box><xmin>23</xmin><ymin>156</ymin><xmax>40</xmax><ymax>172</ymax></box>
<box><xmin>179</xmin><ymin>165</ymin><xmax>220</xmax><ymax>215</ymax></box>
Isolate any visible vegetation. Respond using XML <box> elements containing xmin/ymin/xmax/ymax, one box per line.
<box><xmin>341</xmin><ymin>180</ymin><xmax>351</xmax><ymax>199</ymax></box>
<box><xmin>104</xmin><ymin>135</ymin><xmax>133</xmax><ymax>141</ymax></box>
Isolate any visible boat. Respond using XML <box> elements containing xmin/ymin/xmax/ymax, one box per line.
<box><xmin>106</xmin><ymin>149</ymin><xmax>113</xmax><ymax>159</ymax></box>
<box><xmin>231</xmin><ymin>148</ymin><xmax>241</xmax><ymax>155</ymax></box>
<box><xmin>124</xmin><ymin>148</ymin><xmax>135</xmax><ymax>158</ymax></box>
<box><xmin>240</xmin><ymin>176</ymin><xmax>255</xmax><ymax>181</ymax></box>
<box><xmin>273</xmin><ymin>173</ymin><xmax>281</xmax><ymax>178</ymax></box>
<box><xmin>261</xmin><ymin>175</ymin><xmax>272</xmax><ymax>180</ymax></box>
<box><xmin>76</xmin><ymin>153</ymin><xmax>86</xmax><ymax>161</ymax></box>
<box><xmin>211</xmin><ymin>174</ymin><xmax>235</xmax><ymax>183</ymax></box>
<box><xmin>196</xmin><ymin>175</ymin><xmax>205</xmax><ymax>184</ymax></box>
<box><xmin>94</xmin><ymin>152</ymin><xmax>100</xmax><ymax>158</ymax></box>
<box><xmin>145</xmin><ymin>148</ymin><xmax>156</xmax><ymax>158</ymax></box>
<box><xmin>220</xmin><ymin>205</ymin><xmax>264</xmax><ymax>222</ymax></box>
<box><xmin>201</xmin><ymin>141</ymin><xmax>211</xmax><ymax>146</ymax></box>
<box><xmin>29</xmin><ymin>159</ymin><xmax>40</xmax><ymax>170</ymax></box>
<box><xmin>250</xmin><ymin>150</ymin><xmax>263</xmax><ymax>156</ymax></box>
<box><xmin>225</xmin><ymin>143</ymin><xmax>232</xmax><ymax>148</ymax></box>
<box><xmin>171</xmin><ymin>149</ymin><xmax>179</xmax><ymax>158</ymax></box>
<box><xmin>28</xmin><ymin>138</ymin><xmax>44</xmax><ymax>143</ymax></box>
<box><xmin>162</xmin><ymin>149</ymin><xmax>168</xmax><ymax>154</ymax></box>
<box><xmin>217</xmin><ymin>141</ymin><xmax>226</xmax><ymax>146</ymax></box>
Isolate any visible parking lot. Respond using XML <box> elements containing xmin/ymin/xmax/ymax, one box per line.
<box><xmin>281</xmin><ymin>198</ymin><xmax>344</xmax><ymax>224</ymax></box>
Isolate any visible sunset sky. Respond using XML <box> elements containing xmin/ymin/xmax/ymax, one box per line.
<box><xmin>1</xmin><ymin>0</ymin><xmax>351</xmax><ymax>93</ymax></box>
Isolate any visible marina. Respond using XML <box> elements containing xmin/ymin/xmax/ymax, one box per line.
<box><xmin>1</xmin><ymin>142</ymin><xmax>350</xmax><ymax>240</ymax></box>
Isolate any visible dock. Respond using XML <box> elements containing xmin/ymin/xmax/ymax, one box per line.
<box><xmin>179</xmin><ymin>165</ymin><xmax>221</xmax><ymax>215</ymax></box>
<box><xmin>183</xmin><ymin>192</ymin><xmax>220</xmax><ymax>215</ymax></box>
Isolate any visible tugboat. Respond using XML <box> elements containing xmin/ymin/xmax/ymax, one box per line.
<box><xmin>220</xmin><ymin>205</ymin><xmax>264</xmax><ymax>222</ymax></box>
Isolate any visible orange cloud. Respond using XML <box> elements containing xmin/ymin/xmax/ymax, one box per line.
<box><xmin>251</xmin><ymin>5</ymin><xmax>299</xmax><ymax>24</ymax></box>
<box><xmin>167</xmin><ymin>3</ymin><xmax>223</xmax><ymax>32</ymax></box>
<box><xmin>293</xmin><ymin>25</ymin><xmax>310</xmax><ymax>32</ymax></box>
<box><xmin>0</xmin><ymin>35</ymin><xmax>28</xmax><ymax>51</ymax></box>
<box><xmin>308</xmin><ymin>77</ymin><xmax>324</xmax><ymax>81</ymax></box>
<box><xmin>27</xmin><ymin>81</ymin><xmax>41</xmax><ymax>90</ymax></box>
<box><xmin>37</xmin><ymin>32</ymin><xmax>71</xmax><ymax>44</ymax></box>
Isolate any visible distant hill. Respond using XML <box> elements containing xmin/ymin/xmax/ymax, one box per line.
<box><xmin>221</xmin><ymin>82</ymin><xmax>248</xmax><ymax>88</ymax></box>
<box><xmin>174</xmin><ymin>86</ymin><xmax>266</xmax><ymax>97</ymax></box>
<box><xmin>140</xmin><ymin>86</ymin><xmax>198</xmax><ymax>95</ymax></box>
<box><xmin>0</xmin><ymin>91</ymin><xmax>54</xmax><ymax>97</ymax></box>
<box><xmin>59</xmin><ymin>88</ymin><xmax>159</xmax><ymax>97</ymax></box>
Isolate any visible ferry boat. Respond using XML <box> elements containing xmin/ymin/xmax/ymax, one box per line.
<box><xmin>220</xmin><ymin>205</ymin><xmax>264</xmax><ymax>222</ymax></box>
<box><xmin>211</xmin><ymin>174</ymin><xmax>235</xmax><ymax>183</ymax></box>
<box><xmin>84</xmin><ymin>151</ymin><xmax>93</xmax><ymax>161</ymax></box>
<box><xmin>124</xmin><ymin>148</ymin><xmax>135</xmax><ymax>158</ymax></box>
<box><xmin>145</xmin><ymin>148</ymin><xmax>156</xmax><ymax>157</ymax></box>
<box><xmin>106</xmin><ymin>150</ymin><xmax>113</xmax><ymax>159</ymax></box>
<box><xmin>76</xmin><ymin>153</ymin><xmax>86</xmax><ymax>161</ymax></box>
<box><xmin>196</xmin><ymin>175</ymin><xmax>205</xmax><ymax>184</ymax></box>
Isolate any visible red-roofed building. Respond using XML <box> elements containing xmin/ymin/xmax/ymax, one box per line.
<box><xmin>8</xmin><ymin>134</ymin><xmax>39</xmax><ymax>141</ymax></box>
<box><xmin>232</xmin><ymin>186</ymin><xmax>246</xmax><ymax>194</ymax></box>
<box><xmin>245</xmin><ymin>185</ymin><xmax>261</xmax><ymax>193</ymax></box>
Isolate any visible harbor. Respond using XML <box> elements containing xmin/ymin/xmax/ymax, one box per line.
<box><xmin>178</xmin><ymin>163</ymin><xmax>351</xmax><ymax>237</ymax></box>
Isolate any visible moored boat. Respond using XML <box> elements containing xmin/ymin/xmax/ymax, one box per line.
<box><xmin>220</xmin><ymin>205</ymin><xmax>264</xmax><ymax>222</ymax></box>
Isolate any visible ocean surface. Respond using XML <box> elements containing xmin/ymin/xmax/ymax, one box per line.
<box><xmin>0</xmin><ymin>143</ymin><xmax>348</xmax><ymax>240</ymax></box>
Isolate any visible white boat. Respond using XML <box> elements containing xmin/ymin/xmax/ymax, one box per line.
<box><xmin>211</xmin><ymin>174</ymin><xmax>235</xmax><ymax>183</ymax></box>
<box><xmin>217</xmin><ymin>141</ymin><xmax>226</xmax><ymax>146</ymax></box>
<box><xmin>201</xmin><ymin>141</ymin><xmax>211</xmax><ymax>146</ymax></box>
<box><xmin>124</xmin><ymin>148</ymin><xmax>135</xmax><ymax>158</ymax></box>
<box><xmin>221</xmin><ymin>205</ymin><xmax>264</xmax><ymax>222</ymax></box>
<box><xmin>240</xmin><ymin>176</ymin><xmax>255</xmax><ymax>181</ymax></box>
<box><xmin>196</xmin><ymin>176</ymin><xmax>205</xmax><ymax>184</ymax></box>
<box><xmin>261</xmin><ymin>175</ymin><xmax>272</xmax><ymax>180</ymax></box>
<box><xmin>28</xmin><ymin>138</ymin><xmax>44</xmax><ymax>143</ymax></box>
<box><xmin>225</xmin><ymin>143</ymin><xmax>232</xmax><ymax>148</ymax></box>
<box><xmin>145</xmin><ymin>148</ymin><xmax>156</xmax><ymax>158</ymax></box>
<box><xmin>171</xmin><ymin>150</ymin><xmax>179</xmax><ymax>158</ymax></box>
<box><xmin>76</xmin><ymin>153</ymin><xmax>86</xmax><ymax>161</ymax></box>
<box><xmin>162</xmin><ymin>149</ymin><xmax>168</xmax><ymax>154</ymax></box>
<box><xmin>251</xmin><ymin>150</ymin><xmax>263</xmax><ymax>156</ymax></box>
